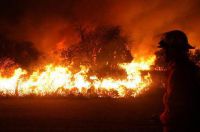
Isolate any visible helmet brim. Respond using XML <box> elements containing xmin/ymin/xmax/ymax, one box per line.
<box><xmin>157</xmin><ymin>43</ymin><xmax>195</xmax><ymax>49</ymax></box>
<box><xmin>186</xmin><ymin>43</ymin><xmax>195</xmax><ymax>49</ymax></box>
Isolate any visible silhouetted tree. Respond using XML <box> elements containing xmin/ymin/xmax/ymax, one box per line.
<box><xmin>62</xmin><ymin>25</ymin><xmax>133</xmax><ymax>77</ymax></box>
<box><xmin>0</xmin><ymin>35</ymin><xmax>40</xmax><ymax>68</ymax></box>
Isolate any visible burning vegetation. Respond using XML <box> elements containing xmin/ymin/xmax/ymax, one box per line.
<box><xmin>61</xmin><ymin>26</ymin><xmax>133</xmax><ymax>78</ymax></box>
<box><xmin>0</xmin><ymin>0</ymin><xmax>200</xmax><ymax>98</ymax></box>
<box><xmin>0</xmin><ymin>26</ymin><xmax>155</xmax><ymax>98</ymax></box>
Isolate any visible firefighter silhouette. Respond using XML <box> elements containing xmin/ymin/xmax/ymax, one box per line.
<box><xmin>158</xmin><ymin>30</ymin><xmax>200</xmax><ymax>132</ymax></box>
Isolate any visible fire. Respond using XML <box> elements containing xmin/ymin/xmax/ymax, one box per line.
<box><xmin>0</xmin><ymin>56</ymin><xmax>155</xmax><ymax>98</ymax></box>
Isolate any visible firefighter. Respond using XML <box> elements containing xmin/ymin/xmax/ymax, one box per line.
<box><xmin>158</xmin><ymin>30</ymin><xmax>200</xmax><ymax>132</ymax></box>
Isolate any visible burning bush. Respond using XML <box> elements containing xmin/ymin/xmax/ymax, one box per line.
<box><xmin>62</xmin><ymin>25</ymin><xmax>133</xmax><ymax>78</ymax></box>
<box><xmin>0</xmin><ymin>27</ymin><xmax>155</xmax><ymax>98</ymax></box>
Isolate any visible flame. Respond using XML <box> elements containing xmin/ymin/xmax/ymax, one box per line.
<box><xmin>0</xmin><ymin>56</ymin><xmax>155</xmax><ymax>98</ymax></box>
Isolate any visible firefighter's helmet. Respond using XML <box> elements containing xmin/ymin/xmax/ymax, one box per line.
<box><xmin>158</xmin><ymin>30</ymin><xmax>194</xmax><ymax>50</ymax></box>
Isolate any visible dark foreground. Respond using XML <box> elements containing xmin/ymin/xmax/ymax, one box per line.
<box><xmin>0</xmin><ymin>89</ymin><xmax>163</xmax><ymax>132</ymax></box>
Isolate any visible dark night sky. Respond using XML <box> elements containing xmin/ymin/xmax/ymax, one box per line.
<box><xmin>0</xmin><ymin>0</ymin><xmax>200</xmax><ymax>57</ymax></box>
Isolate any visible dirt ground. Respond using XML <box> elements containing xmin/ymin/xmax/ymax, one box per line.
<box><xmin>0</xmin><ymin>88</ymin><xmax>163</xmax><ymax>132</ymax></box>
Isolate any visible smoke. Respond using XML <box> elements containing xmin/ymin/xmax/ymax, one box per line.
<box><xmin>0</xmin><ymin>0</ymin><xmax>200</xmax><ymax>59</ymax></box>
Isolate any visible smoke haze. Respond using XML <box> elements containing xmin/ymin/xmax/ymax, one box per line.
<box><xmin>0</xmin><ymin>0</ymin><xmax>200</xmax><ymax>58</ymax></box>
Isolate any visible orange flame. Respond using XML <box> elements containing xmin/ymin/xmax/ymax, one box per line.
<box><xmin>0</xmin><ymin>56</ymin><xmax>155</xmax><ymax>98</ymax></box>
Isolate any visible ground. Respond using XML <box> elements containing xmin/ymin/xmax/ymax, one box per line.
<box><xmin>0</xmin><ymin>88</ymin><xmax>163</xmax><ymax>132</ymax></box>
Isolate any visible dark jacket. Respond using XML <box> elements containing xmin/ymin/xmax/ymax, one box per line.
<box><xmin>160</xmin><ymin>59</ymin><xmax>200</xmax><ymax>127</ymax></box>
